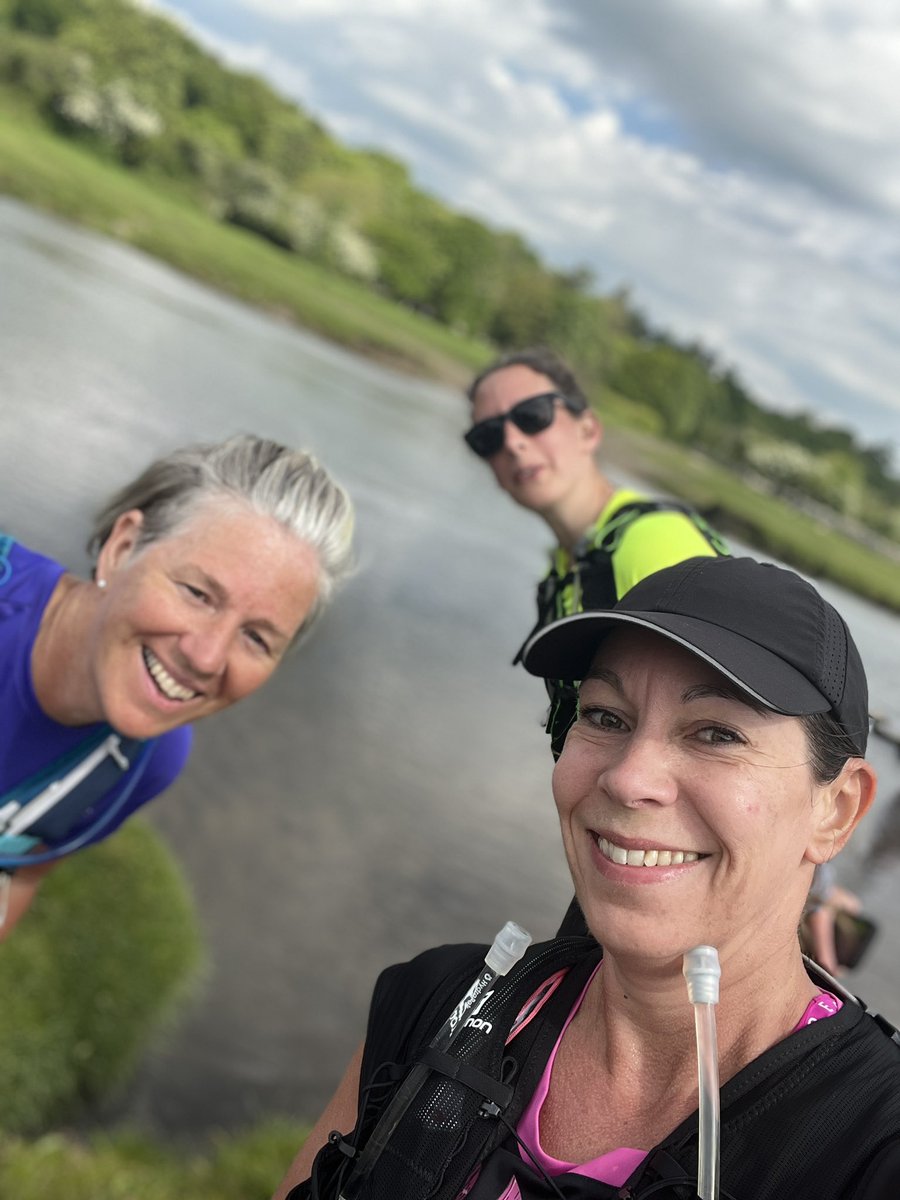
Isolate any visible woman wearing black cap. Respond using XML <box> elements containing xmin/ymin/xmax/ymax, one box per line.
<box><xmin>275</xmin><ymin>557</ymin><xmax>900</xmax><ymax>1200</ymax></box>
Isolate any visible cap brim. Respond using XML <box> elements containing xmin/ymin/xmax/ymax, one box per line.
<box><xmin>521</xmin><ymin>610</ymin><xmax>832</xmax><ymax>716</ymax></box>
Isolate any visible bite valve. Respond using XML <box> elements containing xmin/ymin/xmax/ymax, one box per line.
<box><xmin>485</xmin><ymin>921</ymin><xmax>532</xmax><ymax>976</ymax></box>
<box><xmin>683</xmin><ymin>945</ymin><xmax>721</xmax><ymax>1004</ymax></box>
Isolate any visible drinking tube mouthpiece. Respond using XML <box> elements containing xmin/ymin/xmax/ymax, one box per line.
<box><xmin>683</xmin><ymin>944</ymin><xmax>721</xmax><ymax>1005</ymax></box>
<box><xmin>684</xmin><ymin>945</ymin><xmax>721</xmax><ymax>1200</ymax></box>
<box><xmin>485</xmin><ymin>920</ymin><xmax>532</xmax><ymax>976</ymax></box>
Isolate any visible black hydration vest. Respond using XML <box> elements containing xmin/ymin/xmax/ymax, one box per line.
<box><xmin>513</xmin><ymin>501</ymin><xmax>728</xmax><ymax>759</ymax></box>
<box><xmin>293</xmin><ymin>938</ymin><xmax>900</xmax><ymax>1200</ymax></box>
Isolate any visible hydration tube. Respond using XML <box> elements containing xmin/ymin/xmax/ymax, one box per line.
<box><xmin>683</xmin><ymin>945</ymin><xmax>721</xmax><ymax>1200</ymax></box>
<box><xmin>338</xmin><ymin>920</ymin><xmax>532</xmax><ymax>1200</ymax></box>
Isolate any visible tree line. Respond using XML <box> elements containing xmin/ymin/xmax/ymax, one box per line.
<box><xmin>1</xmin><ymin>0</ymin><xmax>897</xmax><ymax>539</ymax></box>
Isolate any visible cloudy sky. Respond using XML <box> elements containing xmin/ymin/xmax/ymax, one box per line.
<box><xmin>145</xmin><ymin>0</ymin><xmax>900</xmax><ymax>459</ymax></box>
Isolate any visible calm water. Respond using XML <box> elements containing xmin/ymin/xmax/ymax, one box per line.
<box><xmin>1</xmin><ymin>196</ymin><xmax>898</xmax><ymax>1138</ymax></box>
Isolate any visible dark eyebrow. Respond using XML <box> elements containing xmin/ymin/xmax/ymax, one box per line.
<box><xmin>581</xmin><ymin>671</ymin><xmax>771</xmax><ymax>716</ymax></box>
<box><xmin>581</xmin><ymin>666</ymin><xmax>622</xmax><ymax>689</ymax></box>
<box><xmin>681</xmin><ymin>682</ymin><xmax>771</xmax><ymax>715</ymax></box>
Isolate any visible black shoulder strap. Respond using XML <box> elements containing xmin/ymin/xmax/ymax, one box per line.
<box><xmin>514</xmin><ymin>500</ymin><xmax>727</xmax><ymax>666</ymax></box>
<box><xmin>589</xmin><ymin>500</ymin><xmax>728</xmax><ymax>557</ymax></box>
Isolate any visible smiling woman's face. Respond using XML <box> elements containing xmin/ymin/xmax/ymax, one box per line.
<box><xmin>87</xmin><ymin>500</ymin><xmax>321</xmax><ymax>739</ymax></box>
<box><xmin>553</xmin><ymin>626</ymin><xmax>836</xmax><ymax>964</ymax></box>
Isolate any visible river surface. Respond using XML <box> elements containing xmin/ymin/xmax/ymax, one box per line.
<box><xmin>1</xmin><ymin>196</ymin><xmax>898</xmax><ymax>1140</ymax></box>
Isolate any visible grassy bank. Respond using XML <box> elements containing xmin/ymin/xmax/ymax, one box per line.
<box><xmin>0</xmin><ymin>94</ymin><xmax>486</xmax><ymax>385</ymax></box>
<box><xmin>603</xmin><ymin>421</ymin><xmax>900</xmax><ymax>611</ymax></box>
<box><xmin>3</xmin><ymin>96</ymin><xmax>899</xmax><ymax>611</ymax></box>
<box><xmin>0</xmin><ymin>1122</ymin><xmax>305</xmax><ymax>1200</ymax></box>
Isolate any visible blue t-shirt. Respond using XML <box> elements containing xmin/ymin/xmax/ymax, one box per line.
<box><xmin>0</xmin><ymin>536</ymin><xmax>192</xmax><ymax>851</ymax></box>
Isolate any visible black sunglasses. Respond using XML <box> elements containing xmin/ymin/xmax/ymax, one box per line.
<box><xmin>464</xmin><ymin>392</ymin><xmax>583</xmax><ymax>459</ymax></box>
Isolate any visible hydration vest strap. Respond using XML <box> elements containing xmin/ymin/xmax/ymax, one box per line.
<box><xmin>0</xmin><ymin>730</ymin><xmax>154</xmax><ymax>869</ymax></box>
<box><xmin>418</xmin><ymin>1045</ymin><xmax>514</xmax><ymax>1111</ymax></box>
<box><xmin>0</xmin><ymin>534</ymin><xmax>13</xmax><ymax>586</ymax></box>
<box><xmin>514</xmin><ymin>500</ymin><xmax>726</xmax><ymax>668</ymax></box>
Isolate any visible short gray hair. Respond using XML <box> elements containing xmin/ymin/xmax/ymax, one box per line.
<box><xmin>88</xmin><ymin>433</ymin><xmax>355</xmax><ymax>643</ymax></box>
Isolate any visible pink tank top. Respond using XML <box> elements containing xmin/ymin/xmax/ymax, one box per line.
<box><xmin>511</xmin><ymin>969</ymin><xmax>842</xmax><ymax>1192</ymax></box>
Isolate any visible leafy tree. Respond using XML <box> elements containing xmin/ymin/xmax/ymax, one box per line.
<box><xmin>611</xmin><ymin>344</ymin><xmax>719</xmax><ymax>442</ymax></box>
<box><xmin>10</xmin><ymin>0</ymin><xmax>73</xmax><ymax>37</ymax></box>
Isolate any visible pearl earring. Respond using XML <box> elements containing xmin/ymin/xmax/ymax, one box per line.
<box><xmin>97</xmin><ymin>578</ymin><xmax>107</xmax><ymax>589</ymax></box>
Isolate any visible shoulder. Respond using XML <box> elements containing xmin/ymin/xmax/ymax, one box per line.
<box><xmin>78</xmin><ymin>727</ymin><xmax>194</xmax><ymax>845</ymax></box>
<box><xmin>140</xmin><ymin>727</ymin><xmax>193</xmax><ymax>798</ymax></box>
<box><xmin>363</xmin><ymin>938</ymin><xmax>598</xmax><ymax>1075</ymax></box>
<box><xmin>360</xmin><ymin>942</ymin><xmax>487</xmax><ymax>1087</ymax></box>
<box><xmin>370</xmin><ymin>943</ymin><xmax>489</xmax><ymax>1034</ymax></box>
<box><xmin>0</xmin><ymin>537</ymin><xmax>66</xmax><ymax>608</ymax></box>
<box><xmin>606</xmin><ymin>498</ymin><xmax>720</xmax><ymax>596</ymax></box>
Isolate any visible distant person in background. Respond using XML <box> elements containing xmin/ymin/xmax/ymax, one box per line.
<box><xmin>0</xmin><ymin>433</ymin><xmax>354</xmax><ymax>939</ymax></box>
<box><xmin>802</xmin><ymin>862</ymin><xmax>866</xmax><ymax>975</ymax></box>
<box><xmin>466</xmin><ymin>349</ymin><xmax>729</xmax><ymax>938</ymax></box>
<box><xmin>464</xmin><ymin>347</ymin><xmax>729</xmax><ymax>759</ymax></box>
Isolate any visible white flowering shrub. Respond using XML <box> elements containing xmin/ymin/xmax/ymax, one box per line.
<box><xmin>53</xmin><ymin>76</ymin><xmax>162</xmax><ymax>161</ymax></box>
<box><xmin>328</xmin><ymin>222</ymin><xmax>378</xmax><ymax>281</ymax></box>
<box><xmin>284</xmin><ymin>193</ymin><xmax>327</xmax><ymax>254</ymax></box>
<box><xmin>745</xmin><ymin>438</ymin><xmax>819</xmax><ymax>482</ymax></box>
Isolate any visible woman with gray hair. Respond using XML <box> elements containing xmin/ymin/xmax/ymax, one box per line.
<box><xmin>0</xmin><ymin>433</ymin><xmax>354</xmax><ymax>938</ymax></box>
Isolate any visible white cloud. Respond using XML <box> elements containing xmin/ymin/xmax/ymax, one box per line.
<box><xmin>143</xmin><ymin>0</ymin><xmax>900</xmax><ymax>452</ymax></box>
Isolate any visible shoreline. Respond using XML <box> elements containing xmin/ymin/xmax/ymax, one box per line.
<box><xmin>2</xmin><ymin>104</ymin><xmax>900</xmax><ymax>612</ymax></box>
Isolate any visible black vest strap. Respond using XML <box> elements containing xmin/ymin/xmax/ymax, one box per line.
<box><xmin>418</xmin><ymin>1045</ymin><xmax>514</xmax><ymax>1112</ymax></box>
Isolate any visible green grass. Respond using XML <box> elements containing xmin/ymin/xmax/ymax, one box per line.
<box><xmin>0</xmin><ymin>93</ymin><xmax>488</xmax><ymax>385</ymax></box>
<box><xmin>0</xmin><ymin>819</ymin><xmax>203</xmax><ymax>1134</ymax></box>
<box><xmin>3</xmin><ymin>92</ymin><xmax>899</xmax><ymax>611</ymax></box>
<box><xmin>604</xmin><ymin>423</ymin><xmax>900</xmax><ymax>610</ymax></box>
<box><xmin>0</xmin><ymin>1121</ymin><xmax>307</xmax><ymax>1200</ymax></box>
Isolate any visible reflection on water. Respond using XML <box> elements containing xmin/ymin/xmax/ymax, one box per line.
<box><xmin>2</xmin><ymin>196</ymin><xmax>900</xmax><ymax>1138</ymax></box>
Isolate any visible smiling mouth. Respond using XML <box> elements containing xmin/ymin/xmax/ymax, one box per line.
<box><xmin>142</xmin><ymin>647</ymin><xmax>201</xmax><ymax>703</ymax></box>
<box><xmin>596</xmin><ymin>835</ymin><xmax>707</xmax><ymax>868</ymax></box>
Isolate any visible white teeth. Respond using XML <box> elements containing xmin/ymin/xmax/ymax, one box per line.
<box><xmin>143</xmin><ymin>649</ymin><xmax>199</xmax><ymax>702</ymax></box>
<box><xmin>597</xmin><ymin>837</ymin><xmax>701</xmax><ymax>868</ymax></box>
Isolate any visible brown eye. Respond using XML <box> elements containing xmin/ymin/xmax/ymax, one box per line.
<box><xmin>696</xmin><ymin>725</ymin><xmax>744</xmax><ymax>746</ymax></box>
<box><xmin>579</xmin><ymin>705</ymin><xmax>626</xmax><ymax>731</ymax></box>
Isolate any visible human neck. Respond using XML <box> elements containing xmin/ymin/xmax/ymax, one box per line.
<box><xmin>31</xmin><ymin>574</ymin><xmax>104</xmax><ymax>726</ymax></box>
<box><xmin>583</xmin><ymin>935</ymin><xmax>819</xmax><ymax>1094</ymax></box>
<box><xmin>541</xmin><ymin>471</ymin><xmax>617</xmax><ymax>552</ymax></box>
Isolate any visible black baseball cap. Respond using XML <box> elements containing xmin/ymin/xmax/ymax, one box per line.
<box><xmin>522</xmin><ymin>556</ymin><xmax>869</xmax><ymax>755</ymax></box>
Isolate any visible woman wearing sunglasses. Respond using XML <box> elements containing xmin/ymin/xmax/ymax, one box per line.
<box><xmin>0</xmin><ymin>433</ymin><xmax>354</xmax><ymax>939</ymax></box>
<box><xmin>465</xmin><ymin>347</ymin><xmax>728</xmax><ymax>759</ymax></box>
